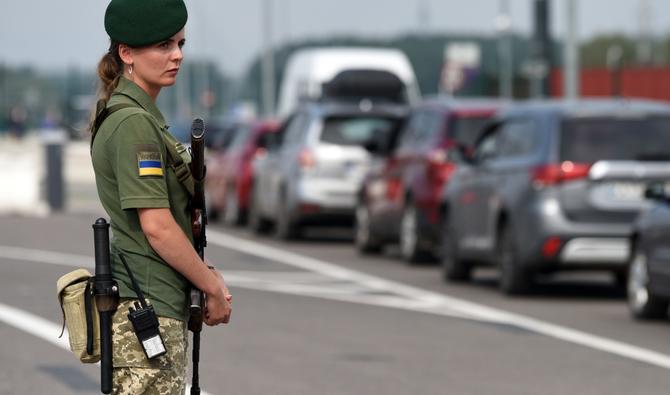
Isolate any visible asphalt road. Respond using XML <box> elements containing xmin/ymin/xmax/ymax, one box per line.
<box><xmin>0</xmin><ymin>212</ymin><xmax>669</xmax><ymax>394</ymax></box>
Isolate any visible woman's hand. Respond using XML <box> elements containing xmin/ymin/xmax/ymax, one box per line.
<box><xmin>204</xmin><ymin>288</ymin><xmax>232</xmax><ymax>326</ymax></box>
<box><xmin>204</xmin><ymin>267</ymin><xmax>232</xmax><ymax>326</ymax></box>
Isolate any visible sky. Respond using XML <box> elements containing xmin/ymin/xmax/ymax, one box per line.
<box><xmin>0</xmin><ymin>0</ymin><xmax>669</xmax><ymax>77</ymax></box>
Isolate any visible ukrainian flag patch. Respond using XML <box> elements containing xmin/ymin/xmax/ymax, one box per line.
<box><xmin>137</xmin><ymin>151</ymin><xmax>164</xmax><ymax>177</ymax></box>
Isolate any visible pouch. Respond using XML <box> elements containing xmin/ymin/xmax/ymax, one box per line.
<box><xmin>56</xmin><ymin>269</ymin><xmax>101</xmax><ymax>363</ymax></box>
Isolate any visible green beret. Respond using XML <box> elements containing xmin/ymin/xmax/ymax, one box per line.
<box><xmin>104</xmin><ymin>0</ymin><xmax>188</xmax><ymax>47</ymax></box>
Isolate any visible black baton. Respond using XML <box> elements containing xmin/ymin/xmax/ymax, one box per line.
<box><xmin>93</xmin><ymin>218</ymin><xmax>119</xmax><ymax>394</ymax></box>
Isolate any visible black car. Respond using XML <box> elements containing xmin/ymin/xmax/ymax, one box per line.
<box><xmin>628</xmin><ymin>182</ymin><xmax>670</xmax><ymax>319</ymax></box>
<box><xmin>441</xmin><ymin>99</ymin><xmax>670</xmax><ymax>294</ymax></box>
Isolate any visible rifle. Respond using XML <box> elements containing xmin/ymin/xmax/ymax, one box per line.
<box><xmin>92</xmin><ymin>218</ymin><xmax>119</xmax><ymax>394</ymax></box>
<box><xmin>188</xmin><ymin>118</ymin><xmax>207</xmax><ymax>395</ymax></box>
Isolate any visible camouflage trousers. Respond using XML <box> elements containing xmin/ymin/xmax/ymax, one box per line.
<box><xmin>111</xmin><ymin>299</ymin><xmax>188</xmax><ymax>395</ymax></box>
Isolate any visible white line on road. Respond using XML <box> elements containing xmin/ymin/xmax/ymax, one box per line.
<box><xmin>205</xmin><ymin>230</ymin><xmax>670</xmax><ymax>371</ymax></box>
<box><xmin>0</xmin><ymin>245</ymin><xmax>92</xmax><ymax>268</ymax></box>
<box><xmin>3</xmin><ymin>240</ymin><xmax>670</xmax><ymax>371</ymax></box>
<box><xmin>0</xmin><ymin>304</ymin><xmax>212</xmax><ymax>394</ymax></box>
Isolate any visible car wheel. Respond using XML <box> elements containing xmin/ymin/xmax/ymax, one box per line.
<box><xmin>248</xmin><ymin>186</ymin><xmax>271</xmax><ymax>234</ymax></box>
<box><xmin>627</xmin><ymin>246</ymin><xmax>668</xmax><ymax>320</ymax></box>
<box><xmin>442</xmin><ymin>220</ymin><xmax>472</xmax><ymax>282</ymax></box>
<box><xmin>275</xmin><ymin>193</ymin><xmax>300</xmax><ymax>240</ymax></box>
<box><xmin>400</xmin><ymin>202</ymin><xmax>424</xmax><ymax>263</ymax></box>
<box><xmin>355</xmin><ymin>202</ymin><xmax>383</xmax><ymax>254</ymax></box>
<box><xmin>498</xmin><ymin>223</ymin><xmax>532</xmax><ymax>295</ymax></box>
<box><xmin>223</xmin><ymin>188</ymin><xmax>244</xmax><ymax>226</ymax></box>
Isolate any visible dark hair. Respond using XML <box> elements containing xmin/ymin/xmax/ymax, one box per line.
<box><xmin>97</xmin><ymin>41</ymin><xmax>124</xmax><ymax>102</ymax></box>
<box><xmin>90</xmin><ymin>41</ymin><xmax>123</xmax><ymax>135</ymax></box>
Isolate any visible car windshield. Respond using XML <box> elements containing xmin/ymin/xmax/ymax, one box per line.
<box><xmin>560</xmin><ymin>115</ymin><xmax>670</xmax><ymax>162</ymax></box>
<box><xmin>320</xmin><ymin>116</ymin><xmax>402</xmax><ymax>146</ymax></box>
<box><xmin>449</xmin><ymin>115</ymin><xmax>494</xmax><ymax>147</ymax></box>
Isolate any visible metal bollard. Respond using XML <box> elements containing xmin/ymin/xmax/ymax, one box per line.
<box><xmin>42</xmin><ymin>129</ymin><xmax>67</xmax><ymax>212</ymax></box>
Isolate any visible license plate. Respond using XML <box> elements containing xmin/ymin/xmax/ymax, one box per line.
<box><xmin>606</xmin><ymin>182</ymin><xmax>644</xmax><ymax>201</ymax></box>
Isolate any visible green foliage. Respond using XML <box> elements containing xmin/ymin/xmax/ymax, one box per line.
<box><xmin>579</xmin><ymin>35</ymin><xmax>637</xmax><ymax>68</ymax></box>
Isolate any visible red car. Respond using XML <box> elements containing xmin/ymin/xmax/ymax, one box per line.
<box><xmin>355</xmin><ymin>98</ymin><xmax>503</xmax><ymax>262</ymax></box>
<box><xmin>206</xmin><ymin>119</ymin><xmax>280</xmax><ymax>224</ymax></box>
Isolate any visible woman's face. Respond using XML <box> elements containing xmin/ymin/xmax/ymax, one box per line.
<box><xmin>124</xmin><ymin>29</ymin><xmax>185</xmax><ymax>98</ymax></box>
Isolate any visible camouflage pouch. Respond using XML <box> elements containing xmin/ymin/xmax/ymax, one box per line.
<box><xmin>56</xmin><ymin>269</ymin><xmax>101</xmax><ymax>363</ymax></box>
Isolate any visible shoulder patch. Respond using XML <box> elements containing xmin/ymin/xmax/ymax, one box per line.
<box><xmin>136</xmin><ymin>144</ymin><xmax>164</xmax><ymax>177</ymax></box>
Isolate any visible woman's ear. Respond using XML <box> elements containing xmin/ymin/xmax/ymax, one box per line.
<box><xmin>118</xmin><ymin>44</ymin><xmax>133</xmax><ymax>67</ymax></box>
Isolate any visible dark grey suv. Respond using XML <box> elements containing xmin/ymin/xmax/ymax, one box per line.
<box><xmin>628</xmin><ymin>182</ymin><xmax>670</xmax><ymax>320</ymax></box>
<box><xmin>441</xmin><ymin>99</ymin><xmax>670</xmax><ymax>294</ymax></box>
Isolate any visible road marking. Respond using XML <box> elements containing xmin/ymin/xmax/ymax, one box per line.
<box><xmin>3</xmin><ymin>241</ymin><xmax>670</xmax><ymax>371</ymax></box>
<box><xmin>0</xmin><ymin>245</ymin><xmax>92</xmax><ymax>268</ymax></box>
<box><xmin>206</xmin><ymin>230</ymin><xmax>670</xmax><ymax>371</ymax></box>
<box><xmin>0</xmin><ymin>303</ymin><xmax>212</xmax><ymax>394</ymax></box>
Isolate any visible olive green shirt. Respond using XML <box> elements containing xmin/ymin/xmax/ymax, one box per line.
<box><xmin>91</xmin><ymin>77</ymin><xmax>193</xmax><ymax>321</ymax></box>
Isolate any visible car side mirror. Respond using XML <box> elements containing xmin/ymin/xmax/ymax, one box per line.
<box><xmin>449</xmin><ymin>143</ymin><xmax>476</xmax><ymax>165</ymax></box>
<box><xmin>644</xmin><ymin>182</ymin><xmax>669</xmax><ymax>201</ymax></box>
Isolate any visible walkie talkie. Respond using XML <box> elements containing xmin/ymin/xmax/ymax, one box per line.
<box><xmin>118</xmin><ymin>254</ymin><xmax>166</xmax><ymax>360</ymax></box>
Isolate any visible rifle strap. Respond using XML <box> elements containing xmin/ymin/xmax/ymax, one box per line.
<box><xmin>161</xmin><ymin>133</ymin><xmax>195</xmax><ymax>196</ymax></box>
<box><xmin>90</xmin><ymin>99</ymin><xmax>136</xmax><ymax>151</ymax></box>
<box><xmin>91</xmin><ymin>99</ymin><xmax>195</xmax><ymax>197</ymax></box>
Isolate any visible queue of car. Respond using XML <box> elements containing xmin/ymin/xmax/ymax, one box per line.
<box><xmin>204</xmin><ymin>47</ymin><xmax>670</xmax><ymax>323</ymax></box>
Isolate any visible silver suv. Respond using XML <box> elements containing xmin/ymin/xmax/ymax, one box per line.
<box><xmin>441</xmin><ymin>99</ymin><xmax>670</xmax><ymax>294</ymax></box>
<box><xmin>249</xmin><ymin>100</ymin><xmax>407</xmax><ymax>239</ymax></box>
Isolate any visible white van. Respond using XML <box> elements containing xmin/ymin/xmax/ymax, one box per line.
<box><xmin>277</xmin><ymin>47</ymin><xmax>421</xmax><ymax>117</ymax></box>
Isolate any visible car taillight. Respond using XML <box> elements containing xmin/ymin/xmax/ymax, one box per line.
<box><xmin>253</xmin><ymin>147</ymin><xmax>267</xmax><ymax>160</ymax></box>
<box><xmin>428</xmin><ymin>149</ymin><xmax>448</xmax><ymax>165</ymax></box>
<box><xmin>541</xmin><ymin>236</ymin><xmax>563</xmax><ymax>258</ymax></box>
<box><xmin>299</xmin><ymin>149</ymin><xmax>316</xmax><ymax>169</ymax></box>
<box><xmin>532</xmin><ymin>161</ymin><xmax>591</xmax><ymax>186</ymax></box>
<box><xmin>427</xmin><ymin>149</ymin><xmax>455</xmax><ymax>182</ymax></box>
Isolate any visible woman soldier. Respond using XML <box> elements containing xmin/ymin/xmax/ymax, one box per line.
<box><xmin>91</xmin><ymin>0</ymin><xmax>232</xmax><ymax>394</ymax></box>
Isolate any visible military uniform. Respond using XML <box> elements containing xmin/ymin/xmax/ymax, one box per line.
<box><xmin>95</xmin><ymin>1</ymin><xmax>192</xmax><ymax>393</ymax></box>
<box><xmin>92</xmin><ymin>76</ymin><xmax>194</xmax><ymax>395</ymax></box>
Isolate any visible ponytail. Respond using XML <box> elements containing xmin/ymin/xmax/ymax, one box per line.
<box><xmin>90</xmin><ymin>41</ymin><xmax>123</xmax><ymax>135</ymax></box>
<box><xmin>97</xmin><ymin>41</ymin><xmax>123</xmax><ymax>102</ymax></box>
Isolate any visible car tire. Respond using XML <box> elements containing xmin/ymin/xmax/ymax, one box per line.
<box><xmin>627</xmin><ymin>245</ymin><xmax>668</xmax><ymax>320</ymax></box>
<box><xmin>442</xmin><ymin>220</ymin><xmax>472</xmax><ymax>282</ymax></box>
<box><xmin>400</xmin><ymin>202</ymin><xmax>425</xmax><ymax>263</ymax></box>
<box><xmin>355</xmin><ymin>202</ymin><xmax>383</xmax><ymax>254</ymax></box>
<box><xmin>248</xmin><ymin>187</ymin><xmax>271</xmax><ymax>234</ymax></box>
<box><xmin>498</xmin><ymin>223</ymin><xmax>532</xmax><ymax>295</ymax></box>
<box><xmin>275</xmin><ymin>193</ymin><xmax>300</xmax><ymax>240</ymax></box>
<box><xmin>223</xmin><ymin>188</ymin><xmax>245</xmax><ymax>226</ymax></box>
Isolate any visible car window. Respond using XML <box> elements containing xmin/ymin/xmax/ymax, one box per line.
<box><xmin>417</xmin><ymin>111</ymin><xmax>444</xmax><ymax>147</ymax></box>
<box><xmin>449</xmin><ymin>115</ymin><xmax>496</xmax><ymax>148</ymax></box>
<box><xmin>320</xmin><ymin>116</ymin><xmax>401</xmax><ymax>147</ymax></box>
<box><xmin>474</xmin><ymin>127</ymin><xmax>500</xmax><ymax>163</ymax></box>
<box><xmin>497</xmin><ymin>118</ymin><xmax>538</xmax><ymax>158</ymax></box>
<box><xmin>397</xmin><ymin>111</ymin><xmax>426</xmax><ymax>150</ymax></box>
<box><xmin>560</xmin><ymin>115</ymin><xmax>670</xmax><ymax>162</ymax></box>
<box><xmin>282</xmin><ymin>113</ymin><xmax>310</xmax><ymax>147</ymax></box>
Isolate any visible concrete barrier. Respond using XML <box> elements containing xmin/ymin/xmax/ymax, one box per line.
<box><xmin>0</xmin><ymin>135</ymin><xmax>49</xmax><ymax>216</ymax></box>
<box><xmin>0</xmin><ymin>133</ymin><xmax>102</xmax><ymax>216</ymax></box>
